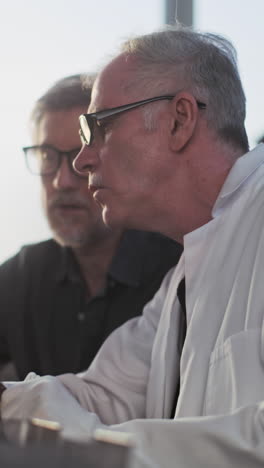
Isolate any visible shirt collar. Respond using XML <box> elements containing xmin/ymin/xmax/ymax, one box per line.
<box><xmin>212</xmin><ymin>144</ymin><xmax>264</xmax><ymax>217</ymax></box>
<box><xmin>55</xmin><ymin>247</ymin><xmax>82</xmax><ymax>283</ymax></box>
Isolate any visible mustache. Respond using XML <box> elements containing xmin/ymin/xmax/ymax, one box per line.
<box><xmin>48</xmin><ymin>193</ymin><xmax>90</xmax><ymax>209</ymax></box>
<box><xmin>88</xmin><ymin>174</ymin><xmax>104</xmax><ymax>189</ymax></box>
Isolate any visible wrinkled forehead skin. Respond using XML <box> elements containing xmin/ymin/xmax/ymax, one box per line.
<box><xmin>89</xmin><ymin>53</ymin><xmax>139</xmax><ymax>113</ymax></box>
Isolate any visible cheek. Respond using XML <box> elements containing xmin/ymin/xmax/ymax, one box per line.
<box><xmin>118</xmin><ymin>146</ymin><xmax>159</xmax><ymax>194</ymax></box>
<box><xmin>40</xmin><ymin>186</ymin><xmax>48</xmax><ymax>214</ymax></box>
<box><xmin>100</xmin><ymin>127</ymin><xmax>166</xmax><ymax>205</ymax></box>
<box><xmin>41</xmin><ymin>174</ymin><xmax>50</xmax><ymax>190</ymax></box>
<box><xmin>101</xmin><ymin>139</ymin><xmax>147</xmax><ymax>189</ymax></box>
<box><xmin>41</xmin><ymin>177</ymin><xmax>53</xmax><ymax>200</ymax></box>
<box><xmin>40</xmin><ymin>177</ymin><xmax>57</xmax><ymax>215</ymax></box>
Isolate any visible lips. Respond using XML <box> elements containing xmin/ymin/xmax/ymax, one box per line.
<box><xmin>88</xmin><ymin>184</ymin><xmax>101</xmax><ymax>195</ymax></box>
<box><xmin>49</xmin><ymin>200</ymin><xmax>87</xmax><ymax>212</ymax></box>
<box><xmin>88</xmin><ymin>185</ymin><xmax>98</xmax><ymax>194</ymax></box>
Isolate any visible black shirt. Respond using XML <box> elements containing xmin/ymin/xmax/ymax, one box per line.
<box><xmin>0</xmin><ymin>230</ymin><xmax>182</xmax><ymax>379</ymax></box>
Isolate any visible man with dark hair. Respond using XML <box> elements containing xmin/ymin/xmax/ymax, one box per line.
<box><xmin>0</xmin><ymin>74</ymin><xmax>182</xmax><ymax>379</ymax></box>
<box><xmin>2</xmin><ymin>26</ymin><xmax>263</xmax><ymax>467</ymax></box>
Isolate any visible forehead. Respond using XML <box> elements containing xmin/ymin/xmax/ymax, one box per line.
<box><xmin>90</xmin><ymin>54</ymin><xmax>138</xmax><ymax>112</ymax></box>
<box><xmin>34</xmin><ymin>106</ymin><xmax>86</xmax><ymax>147</ymax></box>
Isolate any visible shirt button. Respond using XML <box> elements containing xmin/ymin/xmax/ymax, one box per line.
<box><xmin>78</xmin><ymin>312</ymin><xmax>85</xmax><ymax>321</ymax></box>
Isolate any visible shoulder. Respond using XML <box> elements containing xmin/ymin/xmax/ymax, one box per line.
<box><xmin>0</xmin><ymin>239</ymin><xmax>61</xmax><ymax>274</ymax></box>
<box><xmin>125</xmin><ymin>230</ymin><xmax>182</xmax><ymax>258</ymax></box>
<box><xmin>124</xmin><ymin>230</ymin><xmax>182</xmax><ymax>287</ymax></box>
<box><xmin>140</xmin><ymin>231</ymin><xmax>182</xmax><ymax>272</ymax></box>
<box><xmin>146</xmin><ymin>232</ymin><xmax>182</xmax><ymax>256</ymax></box>
<box><xmin>19</xmin><ymin>239</ymin><xmax>60</xmax><ymax>262</ymax></box>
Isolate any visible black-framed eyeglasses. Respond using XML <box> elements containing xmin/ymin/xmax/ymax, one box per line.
<box><xmin>22</xmin><ymin>144</ymin><xmax>86</xmax><ymax>178</ymax></box>
<box><xmin>79</xmin><ymin>94</ymin><xmax>206</xmax><ymax>146</ymax></box>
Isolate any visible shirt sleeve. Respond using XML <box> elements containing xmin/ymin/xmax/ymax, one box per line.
<box><xmin>58</xmin><ymin>268</ymin><xmax>175</xmax><ymax>424</ymax></box>
<box><xmin>0</xmin><ymin>253</ymin><xmax>21</xmax><ymax>361</ymax></box>
<box><xmin>3</xmin><ymin>260</ymin><xmax>264</xmax><ymax>467</ymax></box>
<box><xmin>0</xmin><ymin>268</ymin><xmax>174</xmax><ymax>430</ymax></box>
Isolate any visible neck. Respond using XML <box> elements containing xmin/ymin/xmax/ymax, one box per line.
<box><xmin>144</xmin><ymin>142</ymin><xmax>239</xmax><ymax>244</ymax></box>
<box><xmin>72</xmin><ymin>232</ymin><xmax>122</xmax><ymax>297</ymax></box>
<box><xmin>172</xmin><ymin>144</ymin><xmax>239</xmax><ymax>242</ymax></box>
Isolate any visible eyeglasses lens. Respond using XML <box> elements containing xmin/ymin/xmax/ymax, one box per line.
<box><xmin>79</xmin><ymin>115</ymin><xmax>91</xmax><ymax>146</ymax></box>
<box><xmin>26</xmin><ymin>147</ymin><xmax>58</xmax><ymax>175</ymax></box>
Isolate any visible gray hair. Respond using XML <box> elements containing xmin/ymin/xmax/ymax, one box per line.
<box><xmin>31</xmin><ymin>73</ymin><xmax>96</xmax><ymax>126</ymax></box>
<box><xmin>121</xmin><ymin>26</ymin><xmax>248</xmax><ymax>151</ymax></box>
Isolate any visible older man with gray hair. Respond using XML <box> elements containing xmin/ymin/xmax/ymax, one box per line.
<box><xmin>1</xmin><ymin>25</ymin><xmax>264</xmax><ymax>468</ymax></box>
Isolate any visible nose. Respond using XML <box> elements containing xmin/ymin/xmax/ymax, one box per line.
<box><xmin>52</xmin><ymin>156</ymin><xmax>80</xmax><ymax>190</ymax></box>
<box><xmin>73</xmin><ymin>145</ymin><xmax>97</xmax><ymax>176</ymax></box>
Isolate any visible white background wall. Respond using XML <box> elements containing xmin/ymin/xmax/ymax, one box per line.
<box><xmin>0</xmin><ymin>0</ymin><xmax>263</xmax><ymax>263</ymax></box>
<box><xmin>194</xmin><ymin>0</ymin><xmax>264</xmax><ymax>147</ymax></box>
<box><xmin>0</xmin><ymin>0</ymin><xmax>163</xmax><ymax>262</ymax></box>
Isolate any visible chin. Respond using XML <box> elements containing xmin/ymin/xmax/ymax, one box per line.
<box><xmin>102</xmin><ymin>207</ymin><xmax>116</xmax><ymax>229</ymax></box>
<box><xmin>53</xmin><ymin>232</ymin><xmax>85</xmax><ymax>248</ymax></box>
<box><xmin>102</xmin><ymin>207</ymin><xmax>129</xmax><ymax>231</ymax></box>
<box><xmin>50</xmin><ymin>221</ymin><xmax>87</xmax><ymax>248</ymax></box>
<box><xmin>51</xmin><ymin>219</ymin><xmax>112</xmax><ymax>248</ymax></box>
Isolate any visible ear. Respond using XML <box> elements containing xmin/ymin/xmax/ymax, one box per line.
<box><xmin>169</xmin><ymin>92</ymin><xmax>200</xmax><ymax>152</ymax></box>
